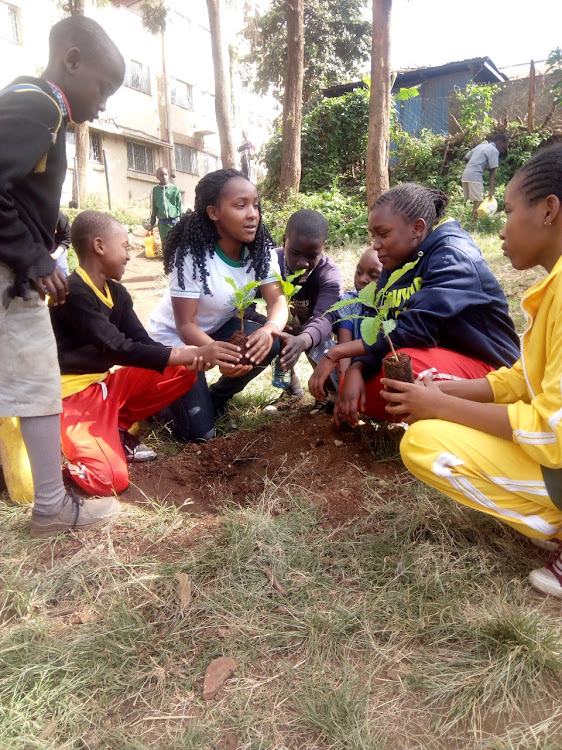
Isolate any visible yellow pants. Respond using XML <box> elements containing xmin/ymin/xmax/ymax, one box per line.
<box><xmin>401</xmin><ymin>420</ymin><xmax>562</xmax><ymax>542</ymax></box>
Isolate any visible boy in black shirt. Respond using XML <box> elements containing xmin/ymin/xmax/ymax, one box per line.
<box><xmin>50</xmin><ymin>211</ymin><xmax>241</xmax><ymax>499</ymax></box>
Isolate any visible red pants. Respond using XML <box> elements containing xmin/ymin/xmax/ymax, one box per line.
<box><xmin>61</xmin><ymin>366</ymin><xmax>196</xmax><ymax>495</ymax></box>
<box><xmin>362</xmin><ymin>347</ymin><xmax>495</xmax><ymax>420</ymax></box>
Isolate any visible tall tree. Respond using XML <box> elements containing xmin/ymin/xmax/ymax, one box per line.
<box><xmin>278</xmin><ymin>0</ymin><xmax>304</xmax><ymax>197</ymax></box>
<box><xmin>206</xmin><ymin>0</ymin><xmax>236</xmax><ymax>169</ymax></box>
<box><xmin>366</xmin><ymin>0</ymin><xmax>392</xmax><ymax>207</ymax></box>
<box><xmin>242</xmin><ymin>0</ymin><xmax>370</xmax><ymax>106</ymax></box>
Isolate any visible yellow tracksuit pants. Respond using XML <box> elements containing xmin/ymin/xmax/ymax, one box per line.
<box><xmin>401</xmin><ymin>420</ymin><xmax>562</xmax><ymax>542</ymax></box>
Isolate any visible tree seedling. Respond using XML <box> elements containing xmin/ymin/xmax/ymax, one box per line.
<box><xmin>273</xmin><ymin>269</ymin><xmax>306</xmax><ymax>326</ymax></box>
<box><xmin>326</xmin><ymin>256</ymin><xmax>420</xmax><ymax>383</ymax></box>
<box><xmin>225</xmin><ymin>276</ymin><xmax>262</xmax><ymax>364</ymax></box>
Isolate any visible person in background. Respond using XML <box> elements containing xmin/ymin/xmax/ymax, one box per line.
<box><xmin>462</xmin><ymin>134</ymin><xmax>508</xmax><ymax>219</ymax></box>
<box><xmin>383</xmin><ymin>145</ymin><xmax>562</xmax><ymax>600</ymax></box>
<box><xmin>51</xmin><ymin>211</ymin><xmax>71</xmax><ymax>275</ymax></box>
<box><xmin>149</xmin><ymin>166</ymin><xmax>183</xmax><ymax>247</ymax></box>
<box><xmin>237</xmin><ymin>131</ymin><xmax>254</xmax><ymax>180</ymax></box>
<box><xmin>0</xmin><ymin>14</ymin><xmax>125</xmax><ymax>538</ymax></box>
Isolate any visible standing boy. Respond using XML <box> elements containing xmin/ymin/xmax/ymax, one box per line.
<box><xmin>246</xmin><ymin>209</ymin><xmax>343</xmax><ymax>412</ymax></box>
<box><xmin>52</xmin><ymin>211</ymin><xmax>71</xmax><ymax>276</ymax></box>
<box><xmin>0</xmin><ymin>15</ymin><xmax>125</xmax><ymax>537</ymax></box>
<box><xmin>149</xmin><ymin>167</ymin><xmax>183</xmax><ymax>245</ymax></box>
<box><xmin>462</xmin><ymin>134</ymin><xmax>508</xmax><ymax>219</ymax></box>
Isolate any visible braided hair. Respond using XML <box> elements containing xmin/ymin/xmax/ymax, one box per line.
<box><xmin>515</xmin><ymin>143</ymin><xmax>562</xmax><ymax>204</ymax></box>
<box><xmin>163</xmin><ymin>168</ymin><xmax>274</xmax><ymax>295</ymax></box>
<box><xmin>371</xmin><ymin>182</ymin><xmax>449</xmax><ymax>232</ymax></box>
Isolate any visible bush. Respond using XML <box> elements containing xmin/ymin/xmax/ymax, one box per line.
<box><xmin>261</xmin><ymin>183</ymin><xmax>368</xmax><ymax>247</ymax></box>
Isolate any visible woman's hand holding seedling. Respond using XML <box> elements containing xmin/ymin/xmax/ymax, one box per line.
<box><xmin>245</xmin><ymin>325</ymin><xmax>275</xmax><ymax>364</ymax></box>
<box><xmin>334</xmin><ymin>365</ymin><xmax>366</xmax><ymax>427</ymax></box>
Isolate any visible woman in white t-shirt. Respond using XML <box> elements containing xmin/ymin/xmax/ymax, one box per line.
<box><xmin>148</xmin><ymin>169</ymin><xmax>287</xmax><ymax>441</ymax></box>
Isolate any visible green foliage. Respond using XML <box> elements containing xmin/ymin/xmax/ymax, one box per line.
<box><xmin>139</xmin><ymin>0</ymin><xmax>170</xmax><ymax>33</ymax></box>
<box><xmin>225</xmin><ymin>277</ymin><xmax>261</xmax><ymax>326</ymax></box>
<box><xmin>261</xmin><ymin>185</ymin><xmax>368</xmax><ymax>248</ymax></box>
<box><xmin>456</xmin><ymin>83</ymin><xmax>499</xmax><ymax>139</ymax></box>
<box><xmin>241</xmin><ymin>0</ymin><xmax>371</xmax><ymax>105</ymax></box>
<box><xmin>390</xmin><ymin>126</ymin><xmax>448</xmax><ymax>190</ymax></box>
<box><xmin>273</xmin><ymin>269</ymin><xmax>305</xmax><ymax>304</ymax></box>
<box><xmin>326</xmin><ymin>258</ymin><xmax>420</xmax><ymax>352</ymax></box>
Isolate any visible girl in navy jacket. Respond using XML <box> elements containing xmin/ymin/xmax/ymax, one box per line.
<box><xmin>309</xmin><ymin>182</ymin><xmax>520</xmax><ymax>426</ymax></box>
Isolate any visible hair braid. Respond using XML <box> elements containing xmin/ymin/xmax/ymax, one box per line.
<box><xmin>515</xmin><ymin>143</ymin><xmax>562</xmax><ymax>204</ymax></box>
<box><xmin>371</xmin><ymin>182</ymin><xmax>450</xmax><ymax>230</ymax></box>
<box><xmin>163</xmin><ymin>169</ymin><xmax>274</xmax><ymax>295</ymax></box>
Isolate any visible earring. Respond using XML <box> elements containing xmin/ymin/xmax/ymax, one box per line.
<box><xmin>544</xmin><ymin>220</ymin><xmax>552</xmax><ymax>226</ymax></box>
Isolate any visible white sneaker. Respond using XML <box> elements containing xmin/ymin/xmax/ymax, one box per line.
<box><xmin>528</xmin><ymin>542</ymin><xmax>562</xmax><ymax>599</ymax></box>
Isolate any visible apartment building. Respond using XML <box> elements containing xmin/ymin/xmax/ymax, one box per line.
<box><xmin>0</xmin><ymin>0</ymin><xmax>273</xmax><ymax>209</ymax></box>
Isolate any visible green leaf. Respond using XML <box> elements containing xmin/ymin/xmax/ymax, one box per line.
<box><xmin>360</xmin><ymin>317</ymin><xmax>382</xmax><ymax>346</ymax></box>
<box><xmin>377</xmin><ymin>257</ymin><xmax>420</xmax><ymax>297</ymax></box>
<box><xmin>381</xmin><ymin>319</ymin><xmax>396</xmax><ymax>336</ymax></box>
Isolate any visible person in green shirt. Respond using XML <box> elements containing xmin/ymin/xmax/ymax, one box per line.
<box><xmin>149</xmin><ymin>166</ymin><xmax>183</xmax><ymax>245</ymax></box>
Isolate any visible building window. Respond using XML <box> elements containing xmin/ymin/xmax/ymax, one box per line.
<box><xmin>1</xmin><ymin>2</ymin><xmax>21</xmax><ymax>43</ymax></box>
<box><xmin>171</xmin><ymin>78</ymin><xmax>193</xmax><ymax>110</ymax></box>
<box><xmin>124</xmin><ymin>60</ymin><xmax>151</xmax><ymax>95</ymax></box>
<box><xmin>127</xmin><ymin>142</ymin><xmax>155</xmax><ymax>174</ymax></box>
<box><xmin>202</xmin><ymin>153</ymin><xmax>218</xmax><ymax>176</ymax></box>
<box><xmin>175</xmin><ymin>144</ymin><xmax>198</xmax><ymax>175</ymax></box>
<box><xmin>90</xmin><ymin>132</ymin><xmax>102</xmax><ymax>163</ymax></box>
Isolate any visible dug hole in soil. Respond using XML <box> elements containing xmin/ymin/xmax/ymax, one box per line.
<box><xmin>126</xmin><ymin>413</ymin><xmax>404</xmax><ymax>524</ymax></box>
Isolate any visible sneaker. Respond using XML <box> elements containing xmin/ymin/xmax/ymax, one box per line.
<box><xmin>30</xmin><ymin>489</ymin><xmax>120</xmax><ymax>538</ymax></box>
<box><xmin>528</xmin><ymin>542</ymin><xmax>562</xmax><ymax>599</ymax></box>
<box><xmin>529</xmin><ymin>537</ymin><xmax>559</xmax><ymax>552</ymax></box>
<box><xmin>119</xmin><ymin>428</ymin><xmax>157</xmax><ymax>463</ymax></box>
<box><xmin>263</xmin><ymin>391</ymin><xmax>306</xmax><ymax>414</ymax></box>
<box><xmin>309</xmin><ymin>398</ymin><xmax>335</xmax><ymax>416</ymax></box>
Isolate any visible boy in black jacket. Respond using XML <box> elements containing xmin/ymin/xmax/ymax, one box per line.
<box><xmin>50</xmin><ymin>211</ymin><xmax>241</xmax><ymax>500</ymax></box>
<box><xmin>0</xmin><ymin>16</ymin><xmax>125</xmax><ymax>537</ymax></box>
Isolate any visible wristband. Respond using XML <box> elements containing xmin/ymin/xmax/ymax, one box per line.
<box><xmin>264</xmin><ymin>320</ymin><xmax>281</xmax><ymax>332</ymax></box>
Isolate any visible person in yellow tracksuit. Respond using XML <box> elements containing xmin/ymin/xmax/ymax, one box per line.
<box><xmin>379</xmin><ymin>143</ymin><xmax>562</xmax><ymax>599</ymax></box>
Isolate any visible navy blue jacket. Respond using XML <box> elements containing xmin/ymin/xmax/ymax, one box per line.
<box><xmin>356</xmin><ymin>220</ymin><xmax>521</xmax><ymax>376</ymax></box>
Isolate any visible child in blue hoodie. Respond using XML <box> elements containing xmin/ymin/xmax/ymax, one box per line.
<box><xmin>309</xmin><ymin>182</ymin><xmax>520</xmax><ymax>424</ymax></box>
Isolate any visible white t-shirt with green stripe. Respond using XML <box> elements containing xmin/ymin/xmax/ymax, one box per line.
<box><xmin>147</xmin><ymin>244</ymin><xmax>280</xmax><ymax>345</ymax></box>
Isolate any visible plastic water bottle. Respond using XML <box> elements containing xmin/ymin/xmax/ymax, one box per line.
<box><xmin>271</xmin><ymin>356</ymin><xmax>291</xmax><ymax>388</ymax></box>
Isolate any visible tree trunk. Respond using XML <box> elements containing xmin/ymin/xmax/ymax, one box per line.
<box><xmin>279</xmin><ymin>0</ymin><xmax>304</xmax><ymax>197</ymax></box>
<box><xmin>206</xmin><ymin>0</ymin><xmax>236</xmax><ymax>169</ymax></box>
<box><xmin>366</xmin><ymin>0</ymin><xmax>392</xmax><ymax>208</ymax></box>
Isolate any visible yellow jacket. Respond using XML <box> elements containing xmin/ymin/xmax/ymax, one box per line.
<box><xmin>487</xmin><ymin>255</ymin><xmax>562</xmax><ymax>468</ymax></box>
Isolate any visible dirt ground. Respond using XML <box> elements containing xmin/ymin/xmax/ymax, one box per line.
<box><xmin>126</xmin><ymin>413</ymin><xmax>405</xmax><ymax>524</ymax></box>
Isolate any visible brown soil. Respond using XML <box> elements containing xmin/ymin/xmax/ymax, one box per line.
<box><xmin>229</xmin><ymin>329</ymin><xmax>251</xmax><ymax>365</ymax></box>
<box><xmin>126</xmin><ymin>413</ymin><xmax>404</xmax><ymax>524</ymax></box>
<box><xmin>382</xmin><ymin>351</ymin><xmax>414</xmax><ymax>386</ymax></box>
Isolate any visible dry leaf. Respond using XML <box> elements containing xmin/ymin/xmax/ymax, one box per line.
<box><xmin>262</xmin><ymin>566</ymin><xmax>287</xmax><ymax>597</ymax></box>
<box><xmin>175</xmin><ymin>572</ymin><xmax>191</xmax><ymax>613</ymax></box>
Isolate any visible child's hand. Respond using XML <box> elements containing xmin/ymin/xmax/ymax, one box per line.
<box><xmin>334</xmin><ymin>367</ymin><xmax>366</xmax><ymax>428</ymax></box>
<box><xmin>184</xmin><ymin>355</ymin><xmax>211</xmax><ymax>372</ymax></box>
<box><xmin>198</xmin><ymin>341</ymin><xmax>242</xmax><ymax>368</ymax></box>
<box><xmin>275</xmin><ymin>331</ymin><xmax>309</xmax><ymax>370</ymax></box>
<box><xmin>245</xmin><ymin>326</ymin><xmax>274</xmax><ymax>364</ymax></box>
<box><xmin>219</xmin><ymin>363</ymin><xmax>253</xmax><ymax>378</ymax></box>
<box><xmin>36</xmin><ymin>268</ymin><xmax>68</xmax><ymax>305</ymax></box>
<box><xmin>309</xmin><ymin>356</ymin><xmax>337</xmax><ymax>400</ymax></box>
<box><xmin>380</xmin><ymin>375</ymin><xmax>444</xmax><ymax>424</ymax></box>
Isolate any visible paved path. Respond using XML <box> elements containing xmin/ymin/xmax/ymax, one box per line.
<box><xmin>122</xmin><ymin>243</ymin><xmax>165</xmax><ymax>327</ymax></box>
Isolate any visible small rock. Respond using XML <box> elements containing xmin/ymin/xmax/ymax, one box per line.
<box><xmin>202</xmin><ymin>656</ymin><xmax>237</xmax><ymax>700</ymax></box>
<box><xmin>334</xmin><ymin>439</ymin><xmax>343</xmax><ymax>447</ymax></box>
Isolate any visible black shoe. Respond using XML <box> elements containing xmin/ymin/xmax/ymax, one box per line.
<box><xmin>119</xmin><ymin>428</ymin><xmax>157</xmax><ymax>462</ymax></box>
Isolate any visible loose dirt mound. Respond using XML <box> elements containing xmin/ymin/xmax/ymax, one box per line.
<box><xmin>126</xmin><ymin>413</ymin><xmax>404</xmax><ymax>523</ymax></box>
